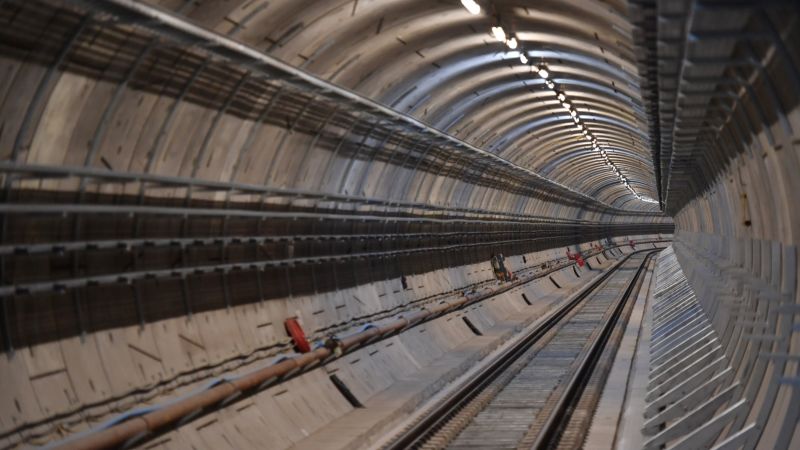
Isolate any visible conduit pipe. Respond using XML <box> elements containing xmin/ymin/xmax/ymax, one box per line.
<box><xmin>51</xmin><ymin>240</ymin><xmax>667</xmax><ymax>450</ymax></box>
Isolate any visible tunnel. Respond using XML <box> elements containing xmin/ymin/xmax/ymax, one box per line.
<box><xmin>0</xmin><ymin>0</ymin><xmax>797</xmax><ymax>449</ymax></box>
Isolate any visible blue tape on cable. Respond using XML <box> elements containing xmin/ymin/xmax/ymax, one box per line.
<box><xmin>359</xmin><ymin>323</ymin><xmax>376</xmax><ymax>332</ymax></box>
<box><xmin>271</xmin><ymin>353</ymin><xmax>299</xmax><ymax>365</ymax></box>
<box><xmin>98</xmin><ymin>405</ymin><xmax>158</xmax><ymax>429</ymax></box>
<box><xmin>337</xmin><ymin>323</ymin><xmax>376</xmax><ymax>342</ymax></box>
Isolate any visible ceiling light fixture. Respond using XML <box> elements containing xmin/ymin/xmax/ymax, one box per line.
<box><xmin>519</xmin><ymin>53</ymin><xmax>528</xmax><ymax>64</ymax></box>
<box><xmin>506</xmin><ymin>37</ymin><xmax>518</xmax><ymax>49</ymax></box>
<box><xmin>557</xmin><ymin>92</ymin><xmax>566</xmax><ymax>102</ymax></box>
<box><xmin>491</xmin><ymin>26</ymin><xmax>506</xmax><ymax>42</ymax></box>
<box><xmin>537</xmin><ymin>66</ymin><xmax>549</xmax><ymax>79</ymax></box>
<box><xmin>545</xmin><ymin>80</ymin><xmax>555</xmax><ymax>89</ymax></box>
<box><xmin>461</xmin><ymin>0</ymin><xmax>481</xmax><ymax>15</ymax></box>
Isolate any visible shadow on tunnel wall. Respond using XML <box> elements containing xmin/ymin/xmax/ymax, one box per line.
<box><xmin>0</xmin><ymin>188</ymin><xmax>674</xmax><ymax>352</ymax></box>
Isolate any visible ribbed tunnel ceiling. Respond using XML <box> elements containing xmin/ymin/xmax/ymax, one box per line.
<box><xmin>157</xmin><ymin>0</ymin><xmax>660</xmax><ymax>210</ymax></box>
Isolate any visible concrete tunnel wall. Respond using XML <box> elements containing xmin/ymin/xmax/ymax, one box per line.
<box><xmin>1</xmin><ymin>0</ymin><xmax>799</xmax><ymax>449</ymax></box>
<box><xmin>653</xmin><ymin>3</ymin><xmax>800</xmax><ymax>443</ymax></box>
<box><xmin>0</xmin><ymin>0</ymin><xmax>666</xmax><ymax>214</ymax></box>
<box><xmin>663</xmin><ymin>108</ymin><xmax>800</xmax><ymax>448</ymax></box>
<box><xmin>0</xmin><ymin>0</ymin><xmax>672</xmax><ymax>447</ymax></box>
<box><xmin>0</xmin><ymin>232</ymin><xmax>666</xmax><ymax>448</ymax></box>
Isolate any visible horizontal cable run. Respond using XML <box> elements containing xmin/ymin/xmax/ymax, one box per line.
<box><xmin>0</xmin><ymin>162</ymin><xmax>663</xmax><ymax>222</ymax></box>
<box><xmin>0</xmin><ymin>230</ymin><xmax>671</xmax><ymax>297</ymax></box>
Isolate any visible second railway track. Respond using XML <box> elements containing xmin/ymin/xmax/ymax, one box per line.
<box><xmin>383</xmin><ymin>249</ymin><xmax>660</xmax><ymax>450</ymax></box>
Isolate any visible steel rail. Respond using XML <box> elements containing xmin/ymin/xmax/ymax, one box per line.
<box><xmin>526</xmin><ymin>251</ymin><xmax>657</xmax><ymax>450</ymax></box>
<box><xmin>382</xmin><ymin>248</ymin><xmax>660</xmax><ymax>450</ymax></box>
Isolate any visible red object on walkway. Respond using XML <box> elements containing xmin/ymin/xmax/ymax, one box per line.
<box><xmin>285</xmin><ymin>318</ymin><xmax>311</xmax><ymax>353</ymax></box>
<box><xmin>566</xmin><ymin>248</ymin><xmax>584</xmax><ymax>267</ymax></box>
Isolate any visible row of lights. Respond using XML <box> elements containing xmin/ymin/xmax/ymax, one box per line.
<box><xmin>460</xmin><ymin>0</ymin><xmax>657</xmax><ymax>204</ymax></box>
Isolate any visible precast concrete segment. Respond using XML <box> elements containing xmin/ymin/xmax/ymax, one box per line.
<box><xmin>665</xmin><ymin>86</ymin><xmax>799</xmax><ymax>447</ymax></box>
<box><xmin>642</xmin><ymin>247</ymin><xmax>743</xmax><ymax>450</ymax></box>
<box><xmin>0</xmin><ymin>2</ymin><xmax>668</xmax><ymax>446</ymax></box>
<box><xmin>0</xmin><ymin>0</ymin><xmax>664</xmax><ymax>214</ymax></box>
<box><xmin>638</xmin><ymin>2</ymin><xmax>800</xmax><ymax>215</ymax></box>
<box><xmin>2</xmin><ymin>0</ymin><xmax>798</xmax><ymax>449</ymax></box>
<box><xmin>0</xmin><ymin>229</ymin><xmax>661</xmax><ymax>448</ymax></box>
<box><xmin>34</xmin><ymin>243</ymin><xmax>651</xmax><ymax>450</ymax></box>
<box><xmin>630</xmin><ymin>23</ymin><xmax>800</xmax><ymax>443</ymax></box>
<box><xmin>0</xmin><ymin>162</ymin><xmax>660</xmax><ymax>223</ymax></box>
<box><xmin>0</xmin><ymin>224</ymin><xmax>670</xmax><ymax>298</ymax></box>
<box><xmin>127</xmin><ymin>0</ymin><xmax>658</xmax><ymax>206</ymax></box>
<box><xmin>668</xmin><ymin>234</ymin><xmax>799</xmax><ymax>449</ymax></box>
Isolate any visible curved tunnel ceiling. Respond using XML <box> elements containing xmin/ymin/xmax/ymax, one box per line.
<box><xmin>4</xmin><ymin>1</ymin><xmax>800</xmax><ymax>448</ymax></box>
<box><xmin>163</xmin><ymin>0</ymin><xmax>660</xmax><ymax>211</ymax></box>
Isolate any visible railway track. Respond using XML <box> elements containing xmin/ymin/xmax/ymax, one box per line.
<box><xmin>383</xmin><ymin>249</ymin><xmax>659</xmax><ymax>450</ymax></box>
